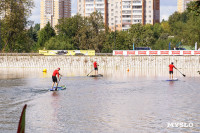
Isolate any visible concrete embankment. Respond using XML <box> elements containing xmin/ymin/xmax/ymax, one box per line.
<box><xmin>0</xmin><ymin>55</ymin><xmax>199</xmax><ymax>69</ymax></box>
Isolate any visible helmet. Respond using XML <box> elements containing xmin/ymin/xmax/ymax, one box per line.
<box><xmin>57</xmin><ymin>67</ymin><xmax>60</xmax><ymax>70</ymax></box>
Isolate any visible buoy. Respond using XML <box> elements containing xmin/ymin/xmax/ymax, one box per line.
<box><xmin>43</xmin><ymin>68</ymin><xmax>47</xmax><ymax>72</ymax></box>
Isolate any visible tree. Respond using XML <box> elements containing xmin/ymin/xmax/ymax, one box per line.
<box><xmin>161</xmin><ymin>21</ymin><xmax>170</xmax><ymax>33</ymax></box>
<box><xmin>101</xmin><ymin>31</ymin><xmax>115</xmax><ymax>53</ymax></box>
<box><xmin>87</xmin><ymin>12</ymin><xmax>105</xmax><ymax>52</ymax></box>
<box><xmin>187</xmin><ymin>1</ymin><xmax>200</xmax><ymax>16</ymax></box>
<box><xmin>56</xmin><ymin>12</ymin><xmax>106</xmax><ymax>52</ymax></box>
<box><xmin>0</xmin><ymin>0</ymin><xmax>34</xmax><ymax>52</ymax></box>
<box><xmin>44</xmin><ymin>36</ymin><xmax>74</xmax><ymax>50</ymax></box>
<box><xmin>56</xmin><ymin>14</ymin><xmax>85</xmax><ymax>49</ymax></box>
<box><xmin>37</xmin><ymin>22</ymin><xmax>56</xmax><ymax>48</ymax></box>
<box><xmin>129</xmin><ymin>24</ymin><xmax>155</xmax><ymax>48</ymax></box>
<box><xmin>28</xmin><ymin>23</ymin><xmax>40</xmax><ymax>42</ymax></box>
<box><xmin>115</xmin><ymin>31</ymin><xmax>132</xmax><ymax>50</ymax></box>
<box><xmin>167</xmin><ymin>1</ymin><xmax>200</xmax><ymax>48</ymax></box>
<box><xmin>129</xmin><ymin>24</ymin><xmax>144</xmax><ymax>47</ymax></box>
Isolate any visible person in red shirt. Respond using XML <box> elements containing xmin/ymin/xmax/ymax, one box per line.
<box><xmin>52</xmin><ymin>68</ymin><xmax>61</xmax><ymax>90</ymax></box>
<box><xmin>169</xmin><ymin>62</ymin><xmax>177</xmax><ymax>79</ymax></box>
<box><xmin>93</xmin><ymin>61</ymin><xmax>98</xmax><ymax>75</ymax></box>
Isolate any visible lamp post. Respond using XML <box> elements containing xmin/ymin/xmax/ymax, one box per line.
<box><xmin>114</xmin><ymin>2</ymin><xmax>118</xmax><ymax>50</ymax></box>
<box><xmin>0</xmin><ymin>20</ymin><xmax>1</xmax><ymax>50</ymax></box>
<box><xmin>114</xmin><ymin>16</ymin><xmax>116</xmax><ymax>50</ymax></box>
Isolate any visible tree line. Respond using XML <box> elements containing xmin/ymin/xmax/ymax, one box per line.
<box><xmin>0</xmin><ymin>1</ymin><xmax>199</xmax><ymax>53</ymax></box>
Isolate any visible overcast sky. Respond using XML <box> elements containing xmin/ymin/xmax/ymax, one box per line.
<box><xmin>29</xmin><ymin>0</ymin><xmax>177</xmax><ymax>24</ymax></box>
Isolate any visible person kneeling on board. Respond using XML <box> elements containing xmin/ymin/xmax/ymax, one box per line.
<box><xmin>52</xmin><ymin>68</ymin><xmax>62</xmax><ymax>91</ymax></box>
<box><xmin>169</xmin><ymin>62</ymin><xmax>177</xmax><ymax>79</ymax></box>
<box><xmin>93</xmin><ymin>61</ymin><xmax>98</xmax><ymax>75</ymax></box>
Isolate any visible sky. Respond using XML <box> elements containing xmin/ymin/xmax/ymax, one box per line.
<box><xmin>29</xmin><ymin>0</ymin><xmax>177</xmax><ymax>24</ymax></box>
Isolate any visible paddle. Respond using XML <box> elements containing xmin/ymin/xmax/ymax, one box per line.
<box><xmin>176</xmin><ymin>68</ymin><xmax>186</xmax><ymax>77</ymax></box>
<box><xmin>87</xmin><ymin>70</ymin><xmax>94</xmax><ymax>76</ymax></box>
<box><xmin>58</xmin><ymin>75</ymin><xmax>62</xmax><ymax>86</ymax></box>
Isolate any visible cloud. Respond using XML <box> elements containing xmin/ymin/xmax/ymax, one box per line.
<box><xmin>71</xmin><ymin>0</ymin><xmax>77</xmax><ymax>13</ymax></box>
<box><xmin>160</xmin><ymin>6</ymin><xmax>177</xmax><ymax>21</ymax></box>
<box><xmin>160</xmin><ymin>0</ymin><xmax>177</xmax><ymax>6</ymax></box>
<box><xmin>28</xmin><ymin>0</ymin><xmax>40</xmax><ymax>24</ymax></box>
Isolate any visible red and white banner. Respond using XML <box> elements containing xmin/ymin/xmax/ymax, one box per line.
<box><xmin>113</xmin><ymin>50</ymin><xmax>200</xmax><ymax>56</ymax></box>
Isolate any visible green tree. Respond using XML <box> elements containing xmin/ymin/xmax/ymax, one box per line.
<box><xmin>56</xmin><ymin>14</ymin><xmax>85</xmax><ymax>49</ymax></box>
<box><xmin>74</xmin><ymin>12</ymin><xmax>106</xmax><ymax>52</ymax></box>
<box><xmin>37</xmin><ymin>22</ymin><xmax>56</xmax><ymax>48</ymax></box>
<box><xmin>129</xmin><ymin>24</ymin><xmax>144</xmax><ymax>47</ymax></box>
<box><xmin>161</xmin><ymin>21</ymin><xmax>170</xmax><ymax>33</ymax></box>
<box><xmin>28</xmin><ymin>23</ymin><xmax>40</xmax><ymax>42</ymax></box>
<box><xmin>129</xmin><ymin>24</ymin><xmax>155</xmax><ymax>48</ymax></box>
<box><xmin>167</xmin><ymin>1</ymin><xmax>200</xmax><ymax>48</ymax></box>
<box><xmin>102</xmin><ymin>31</ymin><xmax>114</xmax><ymax>53</ymax></box>
<box><xmin>115</xmin><ymin>31</ymin><xmax>132</xmax><ymax>50</ymax></box>
<box><xmin>44</xmin><ymin>36</ymin><xmax>74</xmax><ymax>50</ymax></box>
<box><xmin>0</xmin><ymin>0</ymin><xmax>34</xmax><ymax>52</ymax></box>
<box><xmin>187</xmin><ymin>1</ymin><xmax>200</xmax><ymax>16</ymax></box>
<box><xmin>56</xmin><ymin>12</ymin><xmax>106</xmax><ymax>52</ymax></box>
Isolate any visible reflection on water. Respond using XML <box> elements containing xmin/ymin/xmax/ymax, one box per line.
<box><xmin>0</xmin><ymin>68</ymin><xmax>200</xmax><ymax>133</ymax></box>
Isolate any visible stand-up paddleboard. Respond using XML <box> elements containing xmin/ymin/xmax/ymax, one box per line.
<box><xmin>49</xmin><ymin>85</ymin><xmax>66</xmax><ymax>91</ymax></box>
<box><xmin>166</xmin><ymin>78</ymin><xmax>178</xmax><ymax>81</ymax></box>
<box><xmin>89</xmin><ymin>74</ymin><xmax>103</xmax><ymax>77</ymax></box>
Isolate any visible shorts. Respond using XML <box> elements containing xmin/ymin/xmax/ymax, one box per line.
<box><xmin>94</xmin><ymin>67</ymin><xmax>98</xmax><ymax>70</ymax></box>
<box><xmin>52</xmin><ymin>76</ymin><xmax>57</xmax><ymax>82</ymax></box>
<box><xmin>169</xmin><ymin>71</ymin><xmax>173</xmax><ymax>74</ymax></box>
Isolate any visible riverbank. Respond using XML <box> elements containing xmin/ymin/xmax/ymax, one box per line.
<box><xmin>0</xmin><ymin>56</ymin><xmax>199</xmax><ymax>69</ymax></box>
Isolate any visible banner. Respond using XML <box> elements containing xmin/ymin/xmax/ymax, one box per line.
<box><xmin>113</xmin><ymin>50</ymin><xmax>200</xmax><ymax>56</ymax></box>
<box><xmin>39</xmin><ymin>50</ymin><xmax>95</xmax><ymax>56</ymax></box>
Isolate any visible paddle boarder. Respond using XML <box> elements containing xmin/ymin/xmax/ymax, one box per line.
<box><xmin>169</xmin><ymin>62</ymin><xmax>177</xmax><ymax>79</ymax></box>
<box><xmin>93</xmin><ymin>61</ymin><xmax>98</xmax><ymax>75</ymax></box>
<box><xmin>52</xmin><ymin>68</ymin><xmax>61</xmax><ymax>90</ymax></box>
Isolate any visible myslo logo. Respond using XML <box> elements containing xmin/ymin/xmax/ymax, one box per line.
<box><xmin>167</xmin><ymin>122</ymin><xmax>194</xmax><ymax>128</ymax></box>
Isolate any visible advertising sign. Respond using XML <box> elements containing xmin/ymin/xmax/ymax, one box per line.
<box><xmin>113</xmin><ymin>50</ymin><xmax>200</xmax><ymax>56</ymax></box>
<box><xmin>39</xmin><ymin>50</ymin><xmax>95</xmax><ymax>56</ymax></box>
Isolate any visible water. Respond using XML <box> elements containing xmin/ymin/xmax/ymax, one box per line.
<box><xmin>0</xmin><ymin>68</ymin><xmax>200</xmax><ymax>133</ymax></box>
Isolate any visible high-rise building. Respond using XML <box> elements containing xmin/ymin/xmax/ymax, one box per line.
<box><xmin>40</xmin><ymin>0</ymin><xmax>71</xmax><ymax>29</ymax></box>
<box><xmin>77</xmin><ymin>0</ymin><xmax>108</xmax><ymax>26</ymax></box>
<box><xmin>77</xmin><ymin>0</ymin><xmax>160</xmax><ymax>31</ymax></box>
<box><xmin>177</xmin><ymin>0</ymin><xmax>197</xmax><ymax>13</ymax></box>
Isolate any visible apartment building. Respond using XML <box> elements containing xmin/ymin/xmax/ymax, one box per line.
<box><xmin>77</xmin><ymin>0</ymin><xmax>160</xmax><ymax>31</ymax></box>
<box><xmin>77</xmin><ymin>0</ymin><xmax>108</xmax><ymax>26</ymax></box>
<box><xmin>177</xmin><ymin>0</ymin><xmax>197</xmax><ymax>13</ymax></box>
<box><xmin>40</xmin><ymin>0</ymin><xmax>71</xmax><ymax>29</ymax></box>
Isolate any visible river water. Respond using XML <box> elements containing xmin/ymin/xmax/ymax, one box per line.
<box><xmin>0</xmin><ymin>68</ymin><xmax>200</xmax><ymax>133</ymax></box>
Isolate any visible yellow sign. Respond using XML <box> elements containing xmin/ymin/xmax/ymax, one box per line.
<box><xmin>39</xmin><ymin>50</ymin><xmax>95</xmax><ymax>56</ymax></box>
